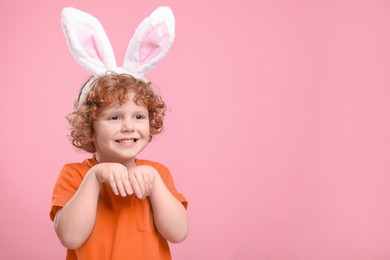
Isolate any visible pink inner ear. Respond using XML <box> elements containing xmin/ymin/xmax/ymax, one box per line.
<box><xmin>76</xmin><ymin>24</ymin><xmax>104</xmax><ymax>63</ymax></box>
<box><xmin>139</xmin><ymin>23</ymin><xmax>169</xmax><ymax>66</ymax></box>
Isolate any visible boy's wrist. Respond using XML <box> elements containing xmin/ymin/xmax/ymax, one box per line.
<box><xmin>150</xmin><ymin>172</ymin><xmax>163</xmax><ymax>197</ymax></box>
<box><xmin>86</xmin><ymin>168</ymin><xmax>103</xmax><ymax>186</ymax></box>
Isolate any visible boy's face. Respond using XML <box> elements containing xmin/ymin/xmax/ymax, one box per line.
<box><xmin>92</xmin><ymin>92</ymin><xmax>150</xmax><ymax>166</ymax></box>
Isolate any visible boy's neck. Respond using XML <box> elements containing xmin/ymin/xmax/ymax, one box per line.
<box><xmin>93</xmin><ymin>154</ymin><xmax>137</xmax><ymax>171</ymax></box>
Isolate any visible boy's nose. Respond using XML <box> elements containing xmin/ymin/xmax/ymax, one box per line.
<box><xmin>121</xmin><ymin>118</ymin><xmax>134</xmax><ymax>132</ymax></box>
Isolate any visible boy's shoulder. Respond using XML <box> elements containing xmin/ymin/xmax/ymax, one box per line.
<box><xmin>64</xmin><ymin>158</ymin><xmax>95</xmax><ymax>167</ymax></box>
<box><xmin>136</xmin><ymin>159</ymin><xmax>169</xmax><ymax>172</ymax></box>
<box><xmin>61</xmin><ymin>158</ymin><xmax>96</xmax><ymax>175</ymax></box>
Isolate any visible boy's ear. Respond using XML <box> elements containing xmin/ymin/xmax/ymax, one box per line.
<box><xmin>90</xmin><ymin>130</ymin><xmax>96</xmax><ymax>143</ymax></box>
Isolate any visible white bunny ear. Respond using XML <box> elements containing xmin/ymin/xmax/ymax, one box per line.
<box><xmin>61</xmin><ymin>7</ymin><xmax>117</xmax><ymax>76</ymax></box>
<box><xmin>123</xmin><ymin>6</ymin><xmax>175</xmax><ymax>79</ymax></box>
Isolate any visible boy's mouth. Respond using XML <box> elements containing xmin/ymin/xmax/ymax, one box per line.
<box><xmin>116</xmin><ymin>138</ymin><xmax>138</xmax><ymax>143</ymax></box>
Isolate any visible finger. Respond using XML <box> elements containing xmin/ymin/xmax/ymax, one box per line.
<box><xmin>135</xmin><ymin>172</ymin><xmax>147</xmax><ymax>198</ymax></box>
<box><xmin>143</xmin><ymin>172</ymin><xmax>152</xmax><ymax>196</ymax></box>
<box><xmin>113</xmin><ymin>173</ymin><xmax>127</xmax><ymax>197</ymax></box>
<box><xmin>122</xmin><ymin>172</ymin><xmax>133</xmax><ymax>195</ymax></box>
<box><xmin>109</xmin><ymin>176</ymin><xmax>120</xmax><ymax>196</ymax></box>
<box><xmin>129</xmin><ymin>173</ymin><xmax>142</xmax><ymax>199</ymax></box>
<box><xmin>117</xmin><ymin>165</ymin><xmax>133</xmax><ymax>195</ymax></box>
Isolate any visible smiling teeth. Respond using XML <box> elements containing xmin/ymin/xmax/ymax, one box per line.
<box><xmin>118</xmin><ymin>139</ymin><xmax>135</xmax><ymax>143</ymax></box>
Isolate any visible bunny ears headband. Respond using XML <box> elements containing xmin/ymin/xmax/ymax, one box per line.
<box><xmin>61</xmin><ymin>6</ymin><xmax>175</xmax><ymax>106</ymax></box>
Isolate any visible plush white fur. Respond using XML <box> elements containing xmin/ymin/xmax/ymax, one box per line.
<box><xmin>61</xmin><ymin>7</ymin><xmax>117</xmax><ymax>76</ymax></box>
<box><xmin>124</xmin><ymin>7</ymin><xmax>175</xmax><ymax>79</ymax></box>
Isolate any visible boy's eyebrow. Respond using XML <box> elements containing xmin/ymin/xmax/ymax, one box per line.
<box><xmin>101</xmin><ymin>107</ymin><xmax>119</xmax><ymax>113</ymax></box>
<box><xmin>99</xmin><ymin>107</ymin><xmax>121</xmax><ymax>116</ymax></box>
<box><xmin>101</xmin><ymin>107</ymin><xmax>148</xmax><ymax>114</ymax></box>
<box><xmin>133</xmin><ymin>108</ymin><xmax>148</xmax><ymax>113</ymax></box>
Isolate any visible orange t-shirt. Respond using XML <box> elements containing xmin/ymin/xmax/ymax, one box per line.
<box><xmin>50</xmin><ymin>158</ymin><xmax>188</xmax><ymax>260</ymax></box>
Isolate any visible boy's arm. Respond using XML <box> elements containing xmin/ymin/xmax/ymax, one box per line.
<box><xmin>54</xmin><ymin>162</ymin><xmax>132</xmax><ymax>249</ymax></box>
<box><xmin>148</xmin><ymin>174</ymin><xmax>189</xmax><ymax>243</ymax></box>
<box><xmin>54</xmin><ymin>170</ymin><xmax>101</xmax><ymax>249</ymax></box>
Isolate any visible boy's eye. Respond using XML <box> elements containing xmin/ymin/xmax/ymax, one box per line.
<box><xmin>135</xmin><ymin>115</ymin><xmax>146</xmax><ymax>120</ymax></box>
<box><xmin>109</xmin><ymin>115</ymin><xmax>120</xmax><ymax>120</ymax></box>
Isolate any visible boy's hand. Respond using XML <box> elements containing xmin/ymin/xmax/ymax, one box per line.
<box><xmin>93</xmin><ymin>163</ymin><xmax>133</xmax><ymax>197</ymax></box>
<box><xmin>128</xmin><ymin>165</ymin><xmax>159</xmax><ymax>199</ymax></box>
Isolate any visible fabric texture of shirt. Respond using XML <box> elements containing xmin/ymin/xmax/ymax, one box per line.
<box><xmin>50</xmin><ymin>158</ymin><xmax>187</xmax><ymax>260</ymax></box>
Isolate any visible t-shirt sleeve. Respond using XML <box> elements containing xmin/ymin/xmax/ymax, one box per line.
<box><xmin>50</xmin><ymin>164</ymin><xmax>86</xmax><ymax>221</ymax></box>
<box><xmin>157</xmin><ymin>164</ymin><xmax>188</xmax><ymax>209</ymax></box>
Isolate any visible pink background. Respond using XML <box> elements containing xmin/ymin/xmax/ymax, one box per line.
<box><xmin>1</xmin><ymin>0</ymin><xmax>390</xmax><ymax>259</ymax></box>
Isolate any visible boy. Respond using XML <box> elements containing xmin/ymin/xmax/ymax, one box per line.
<box><xmin>50</xmin><ymin>73</ymin><xmax>188</xmax><ymax>259</ymax></box>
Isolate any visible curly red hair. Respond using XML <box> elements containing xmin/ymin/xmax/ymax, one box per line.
<box><xmin>67</xmin><ymin>73</ymin><xmax>166</xmax><ymax>153</ymax></box>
